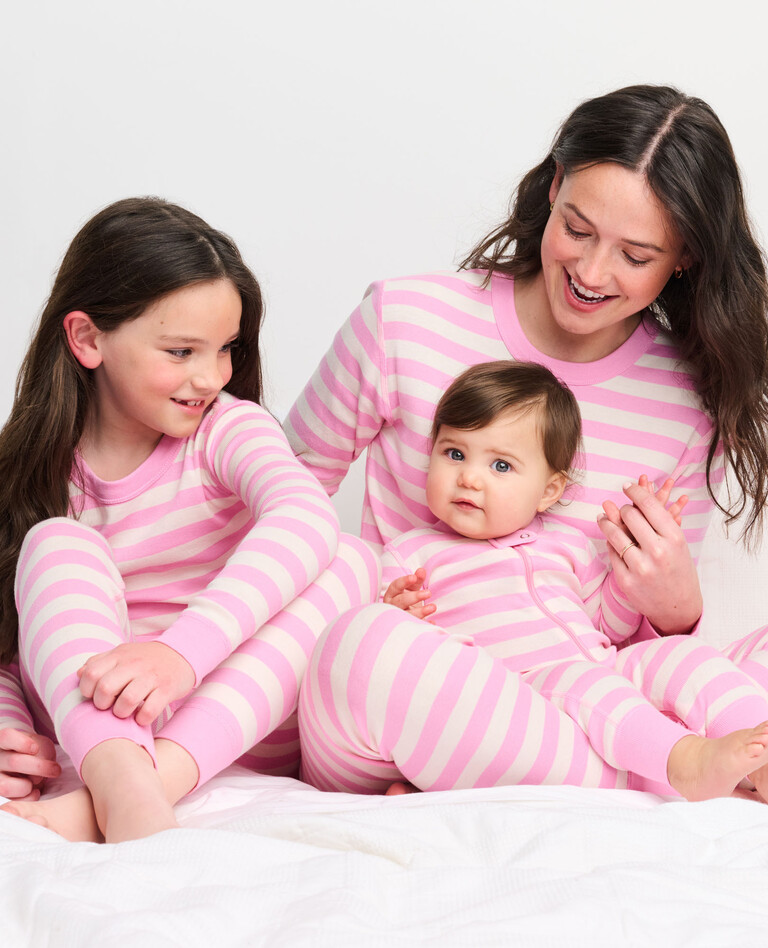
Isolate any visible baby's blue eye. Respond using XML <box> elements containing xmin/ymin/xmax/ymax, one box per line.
<box><xmin>491</xmin><ymin>459</ymin><xmax>511</xmax><ymax>473</ymax></box>
<box><xmin>447</xmin><ymin>448</ymin><xmax>464</xmax><ymax>461</ymax></box>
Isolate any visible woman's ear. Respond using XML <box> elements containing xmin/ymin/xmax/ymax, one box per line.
<box><xmin>548</xmin><ymin>163</ymin><xmax>565</xmax><ymax>206</ymax></box>
<box><xmin>63</xmin><ymin>312</ymin><xmax>103</xmax><ymax>369</ymax></box>
<box><xmin>537</xmin><ymin>471</ymin><xmax>568</xmax><ymax>512</ymax></box>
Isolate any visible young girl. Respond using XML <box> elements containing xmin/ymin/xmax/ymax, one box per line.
<box><xmin>0</xmin><ymin>197</ymin><xmax>380</xmax><ymax>841</ymax></box>
<box><xmin>298</xmin><ymin>362</ymin><xmax>768</xmax><ymax>801</ymax></box>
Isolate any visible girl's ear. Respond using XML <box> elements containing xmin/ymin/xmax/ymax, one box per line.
<box><xmin>63</xmin><ymin>312</ymin><xmax>103</xmax><ymax>369</ymax></box>
<box><xmin>537</xmin><ymin>471</ymin><xmax>567</xmax><ymax>513</ymax></box>
<box><xmin>548</xmin><ymin>163</ymin><xmax>565</xmax><ymax>206</ymax></box>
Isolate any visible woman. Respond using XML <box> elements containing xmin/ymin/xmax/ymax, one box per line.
<box><xmin>287</xmin><ymin>85</ymin><xmax>768</xmax><ymax>793</ymax></box>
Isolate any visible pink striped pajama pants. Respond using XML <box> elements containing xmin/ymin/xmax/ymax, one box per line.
<box><xmin>15</xmin><ymin>518</ymin><xmax>380</xmax><ymax>787</ymax></box>
<box><xmin>297</xmin><ymin>604</ymin><xmax>768</xmax><ymax>794</ymax></box>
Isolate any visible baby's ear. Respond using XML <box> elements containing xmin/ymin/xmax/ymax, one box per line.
<box><xmin>538</xmin><ymin>471</ymin><xmax>568</xmax><ymax>512</ymax></box>
<box><xmin>63</xmin><ymin>312</ymin><xmax>103</xmax><ymax>369</ymax></box>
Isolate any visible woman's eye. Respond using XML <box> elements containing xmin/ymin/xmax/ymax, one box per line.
<box><xmin>623</xmin><ymin>252</ymin><xmax>650</xmax><ymax>267</ymax></box>
<box><xmin>167</xmin><ymin>349</ymin><xmax>192</xmax><ymax>358</ymax></box>
<box><xmin>491</xmin><ymin>460</ymin><xmax>511</xmax><ymax>473</ymax></box>
<box><xmin>564</xmin><ymin>221</ymin><xmax>589</xmax><ymax>239</ymax></box>
<box><xmin>221</xmin><ymin>340</ymin><xmax>240</xmax><ymax>353</ymax></box>
<box><xmin>447</xmin><ymin>448</ymin><xmax>464</xmax><ymax>461</ymax></box>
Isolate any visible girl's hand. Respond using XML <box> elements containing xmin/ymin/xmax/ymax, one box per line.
<box><xmin>383</xmin><ymin>568</ymin><xmax>436</xmax><ymax>622</ymax></box>
<box><xmin>597</xmin><ymin>476</ymin><xmax>702</xmax><ymax>635</ymax></box>
<box><xmin>0</xmin><ymin>728</ymin><xmax>60</xmax><ymax>801</ymax></box>
<box><xmin>77</xmin><ymin>642</ymin><xmax>196</xmax><ymax>727</ymax></box>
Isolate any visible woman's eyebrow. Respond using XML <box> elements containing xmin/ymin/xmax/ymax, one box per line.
<box><xmin>564</xmin><ymin>202</ymin><xmax>666</xmax><ymax>253</ymax></box>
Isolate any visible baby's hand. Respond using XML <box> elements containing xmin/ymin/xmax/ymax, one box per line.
<box><xmin>78</xmin><ymin>642</ymin><xmax>196</xmax><ymax>727</ymax></box>
<box><xmin>640</xmin><ymin>474</ymin><xmax>688</xmax><ymax>525</ymax></box>
<box><xmin>0</xmin><ymin>728</ymin><xmax>60</xmax><ymax>801</ymax></box>
<box><xmin>383</xmin><ymin>568</ymin><xmax>436</xmax><ymax>622</ymax></box>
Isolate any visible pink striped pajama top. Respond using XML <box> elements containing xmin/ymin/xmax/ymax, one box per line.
<box><xmin>380</xmin><ymin>517</ymin><xmax>643</xmax><ymax>670</ymax></box>
<box><xmin>285</xmin><ymin>270</ymin><xmax>724</xmax><ymax>558</ymax></box>
<box><xmin>7</xmin><ymin>393</ymin><xmax>341</xmax><ymax>742</ymax></box>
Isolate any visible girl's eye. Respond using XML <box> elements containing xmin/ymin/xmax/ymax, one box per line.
<box><xmin>623</xmin><ymin>252</ymin><xmax>650</xmax><ymax>267</ymax></box>
<box><xmin>167</xmin><ymin>348</ymin><xmax>192</xmax><ymax>358</ymax></box>
<box><xmin>491</xmin><ymin>459</ymin><xmax>511</xmax><ymax>473</ymax></box>
<box><xmin>221</xmin><ymin>340</ymin><xmax>240</xmax><ymax>353</ymax></box>
<box><xmin>564</xmin><ymin>220</ymin><xmax>589</xmax><ymax>240</ymax></box>
<box><xmin>446</xmin><ymin>448</ymin><xmax>464</xmax><ymax>462</ymax></box>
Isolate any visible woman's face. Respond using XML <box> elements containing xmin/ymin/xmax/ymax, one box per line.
<box><xmin>536</xmin><ymin>162</ymin><xmax>688</xmax><ymax>361</ymax></box>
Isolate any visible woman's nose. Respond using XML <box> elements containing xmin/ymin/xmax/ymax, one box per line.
<box><xmin>576</xmin><ymin>243</ymin><xmax>610</xmax><ymax>289</ymax></box>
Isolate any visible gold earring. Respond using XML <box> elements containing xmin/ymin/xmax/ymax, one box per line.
<box><xmin>674</xmin><ymin>266</ymin><xmax>684</xmax><ymax>279</ymax></box>
<box><xmin>549</xmin><ymin>202</ymin><xmax>554</xmax><ymax>212</ymax></box>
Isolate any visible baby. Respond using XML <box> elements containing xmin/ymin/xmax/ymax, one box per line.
<box><xmin>382</xmin><ymin>360</ymin><xmax>768</xmax><ymax>801</ymax></box>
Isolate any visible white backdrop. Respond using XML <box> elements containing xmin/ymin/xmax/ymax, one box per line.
<box><xmin>2</xmin><ymin>0</ymin><xmax>767</xmax><ymax>535</ymax></box>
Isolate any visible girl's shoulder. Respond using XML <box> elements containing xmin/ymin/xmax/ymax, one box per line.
<box><xmin>194</xmin><ymin>393</ymin><xmax>287</xmax><ymax>456</ymax></box>
<box><xmin>199</xmin><ymin>392</ymin><xmax>278</xmax><ymax>433</ymax></box>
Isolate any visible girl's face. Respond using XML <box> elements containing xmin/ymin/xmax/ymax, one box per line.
<box><xmin>530</xmin><ymin>162</ymin><xmax>687</xmax><ymax>361</ymax></box>
<box><xmin>91</xmin><ymin>278</ymin><xmax>242</xmax><ymax>457</ymax></box>
<box><xmin>426</xmin><ymin>409</ymin><xmax>566</xmax><ymax>540</ymax></box>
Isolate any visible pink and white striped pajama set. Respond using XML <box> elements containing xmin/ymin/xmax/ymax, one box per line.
<box><xmin>287</xmin><ymin>270</ymin><xmax>768</xmax><ymax>792</ymax></box>
<box><xmin>7</xmin><ymin>394</ymin><xmax>380</xmax><ymax>786</ymax></box>
<box><xmin>298</xmin><ymin>520</ymin><xmax>768</xmax><ymax>794</ymax></box>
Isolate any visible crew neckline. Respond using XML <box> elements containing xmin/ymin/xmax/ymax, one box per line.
<box><xmin>74</xmin><ymin>435</ymin><xmax>183</xmax><ymax>504</ymax></box>
<box><xmin>491</xmin><ymin>273</ymin><xmax>661</xmax><ymax>386</ymax></box>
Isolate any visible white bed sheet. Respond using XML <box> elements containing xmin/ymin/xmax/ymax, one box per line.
<box><xmin>3</xmin><ymin>761</ymin><xmax>768</xmax><ymax>947</ymax></box>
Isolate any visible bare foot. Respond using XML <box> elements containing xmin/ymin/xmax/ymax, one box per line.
<box><xmin>667</xmin><ymin>722</ymin><xmax>768</xmax><ymax>802</ymax></box>
<box><xmin>384</xmin><ymin>781</ymin><xmax>419</xmax><ymax>796</ymax></box>
<box><xmin>0</xmin><ymin>787</ymin><xmax>102</xmax><ymax>842</ymax></box>
<box><xmin>82</xmin><ymin>740</ymin><xmax>179</xmax><ymax>843</ymax></box>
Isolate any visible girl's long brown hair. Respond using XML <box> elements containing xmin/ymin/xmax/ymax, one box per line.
<box><xmin>462</xmin><ymin>85</ymin><xmax>768</xmax><ymax>545</ymax></box>
<box><xmin>0</xmin><ymin>197</ymin><xmax>264</xmax><ymax>663</ymax></box>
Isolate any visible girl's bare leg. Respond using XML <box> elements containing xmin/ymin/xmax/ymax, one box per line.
<box><xmin>0</xmin><ymin>737</ymin><xmax>198</xmax><ymax>843</ymax></box>
<box><xmin>1</xmin><ymin>787</ymin><xmax>101</xmax><ymax>842</ymax></box>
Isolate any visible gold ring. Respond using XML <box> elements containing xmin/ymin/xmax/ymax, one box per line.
<box><xmin>619</xmin><ymin>541</ymin><xmax>637</xmax><ymax>561</ymax></box>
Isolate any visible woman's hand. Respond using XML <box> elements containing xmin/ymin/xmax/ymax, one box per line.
<box><xmin>0</xmin><ymin>728</ymin><xmax>60</xmax><ymax>800</ymax></box>
<box><xmin>597</xmin><ymin>476</ymin><xmax>702</xmax><ymax>635</ymax></box>
<box><xmin>383</xmin><ymin>568</ymin><xmax>436</xmax><ymax>622</ymax></box>
<box><xmin>78</xmin><ymin>642</ymin><xmax>196</xmax><ymax>727</ymax></box>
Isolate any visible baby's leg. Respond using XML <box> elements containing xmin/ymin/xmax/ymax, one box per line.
<box><xmin>528</xmin><ymin>652</ymin><xmax>768</xmax><ymax>801</ymax></box>
<box><xmin>721</xmin><ymin>625</ymin><xmax>768</xmax><ymax>694</ymax></box>
<box><xmin>613</xmin><ymin>636</ymin><xmax>768</xmax><ymax>737</ymax></box>
<box><xmin>297</xmin><ymin>603</ymin><xmax>625</xmax><ymax>794</ymax></box>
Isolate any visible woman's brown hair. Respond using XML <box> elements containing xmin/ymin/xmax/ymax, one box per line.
<box><xmin>0</xmin><ymin>197</ymin><xmax>264</xmax><ymax>663</ymax></box>
<box><xmin>462</xmin><ymin>84</ymin><xmax>768</xmax><ymax>544</ymax></box>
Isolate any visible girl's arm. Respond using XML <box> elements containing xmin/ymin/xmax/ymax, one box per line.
<box><xmin>283</xmin><ymin>284</ymin><xmax>390</xmax><ymax>495</ymax></box>
<box><xmin>0</xmin><ymin>663</ymin><xmax>60</xmax><ymax>799</ymax></box>
<box><xmin>79</xmin><ymin>401</ymin><xmax>340</xmax><ymax>725</ymax></box>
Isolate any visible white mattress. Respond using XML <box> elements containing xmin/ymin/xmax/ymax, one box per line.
<box><xmin>3</xmin><ymin>760</ymin><xmax>768</xmax><ymax>946</ymax></box>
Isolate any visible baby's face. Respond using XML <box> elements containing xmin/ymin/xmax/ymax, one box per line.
<box><xmin>426</xmin><ymin>409</ymin><xmax>566</xmax><ymax>540</ymax></box>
